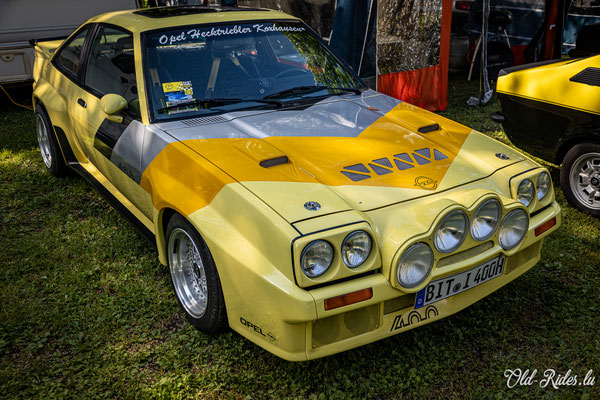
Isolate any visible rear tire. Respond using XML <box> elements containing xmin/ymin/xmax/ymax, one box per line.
<box><xmin>560</xmin><ymin>143</ymin><xmax>600</xmax><ymax>218</ymax></box>
<box><xmin>166</xmin><ymin>214</ymin><xmax>227</xmax><ymax>332</ymax></box>
<box><xmin>35</xmin><ymin>104</ymin><xmax>67</xmax><ymax>177</ymax></box>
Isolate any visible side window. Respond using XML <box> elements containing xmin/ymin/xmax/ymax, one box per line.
<box><xmin>55</xmin><ymin>27</ymin><xmax>89</xmax><ymax>78</ymax></box>
<box><xmin>85</xmin><ymin>25</ymin><xmax>138</xmax><ymax>110</ymax></box>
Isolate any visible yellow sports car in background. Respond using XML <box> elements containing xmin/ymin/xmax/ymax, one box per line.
<box><xmin>32</xmin><ymin>5</ymin><xmax>560</xmax><ymax>361</ymax></box>
<box><xmin>495</xmin><ymin>55</ymin><xmax>600</xmax><ymax>217</ymax></box>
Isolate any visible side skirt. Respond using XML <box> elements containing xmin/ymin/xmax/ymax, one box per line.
<box><xmin>52</xmin><ymin>125</ymin><xmax>156</xmax><ymax>247</ymax></box>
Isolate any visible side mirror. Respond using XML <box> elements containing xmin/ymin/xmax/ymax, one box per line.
<box><xmin>100</xmin><ymin>94</ymin><xmax>127</xmax><ymax>123</ymax></box>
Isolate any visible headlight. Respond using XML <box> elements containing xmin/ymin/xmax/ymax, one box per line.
<box><xmin>397</xmin><ymin>242</ymin><xmax>434</xmax><ymax>288</ymax></box>
<box><xmin>498</xmin><ymin>209</ymin><xmax>529</xmax><ymax>250</ymax></box>
<box><xmin>434</xmin><ymin>209</ymin><xmax>468</xmax><ymax>253</ymax></box>
<box><xmin>301</xmin><ymin>240</ymin><xmax>334</xmax><ymax>278</ymax></box>
<box><xmin>471</xmin><ymin>199</ymin><xmax>501</xmax><ymax>241</ymax></box>
<box><xmin>517</xmin><ymin>179</ymin><xmax>534</xmax><ymax>207</ymax></box>
<box><xmin>342</xmin><ymin>231</ymin><xmax>372</xmax><ymax>268</ymax></box>
<box><xmin>536</xmin><ymin>172</ymin><xmax>551</xmax><ymax>200</ymax></box>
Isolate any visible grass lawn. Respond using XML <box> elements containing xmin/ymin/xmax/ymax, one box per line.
<box><xmin>1</xmin><ymin>75</ymin><xmax>599</xmax><ymax>399</ymax></box>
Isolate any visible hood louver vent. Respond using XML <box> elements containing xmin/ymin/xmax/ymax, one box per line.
<box><xmin>181</xmin><ymin>115</ymin><xmax>228</xmax><ymax>127</ymax></box>
<box><xmin>570</xmin><ymin>67</ymin><xmax>600</xmax><ymax>87</ymax></box>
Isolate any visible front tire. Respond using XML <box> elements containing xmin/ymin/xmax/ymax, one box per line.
<box><xmin>560</xmin><ymin>143</ymin><xmax>600</xmax><ymax>217</ymax></box>
<box><xmin>35</xmin><ymin>104</ymin><xmax>67</xmax><ymax>177</ymax></box>
<box><xmin>166</xmin><ymin>214</ymin><xmax>227</xmax><ymax>332</ymax></box>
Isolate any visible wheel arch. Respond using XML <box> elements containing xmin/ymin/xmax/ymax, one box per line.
<box><xmin>32</xmin><ymin>96</ymin><xmax>51</xmax><ymax>121</ymax></box>
<box><xmin>155</xmin><ymin>206</ymin><xmax>178</xmax><ymax>266</ymax></box>
<box><xmin>556</xmin><ymin>133</ymin><xmax>600</xmax><ymax>165</ymax></box>
<box><xmin>32</xmin><ymin>83</ymin><xmax>74</xmax><ymax>165</ymax></box>
<box><xmin>559</xmin><ymin>141</ymin><xmax>600</xmax><ymax>217</ymax></box>
<box><xmin>155</xmin><ymin>206</ymin><xmax>213</xmax><ymax>267</ymax></box>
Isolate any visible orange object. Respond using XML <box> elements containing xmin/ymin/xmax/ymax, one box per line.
<box><xmin>535</xmin><ymin>217</ymin><xmax>557</xmax><ymax>237</ymax></box>
<box><xmin>542</xmin><ymin>0</ymin><xmax>559</xmax><ymax>60</ymax></box>
<box><xmin>377</xmin><ymin>0</ymin><xmax>452</xmax><ymax>111</ymax></box>
<box><xmin>324</xmin><ymin>288</ymin><xmax>373</xmax><ymax>310</ymax></box>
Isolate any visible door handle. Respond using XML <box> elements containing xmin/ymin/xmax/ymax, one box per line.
<box><xmin>77</xmin><ymin>98</ymin><xmax>87</xmax><ymax>108</ymax></box>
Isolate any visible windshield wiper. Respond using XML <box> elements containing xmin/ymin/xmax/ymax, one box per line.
<box><xmin>157</xmin><ymin>98</ymin><xmax>283</xmax><ymax>114</ymax></box>
<box><xmin>263</xmin><ymin>86</ymin><xmax>364</xmax><ymax>100</ymax></box>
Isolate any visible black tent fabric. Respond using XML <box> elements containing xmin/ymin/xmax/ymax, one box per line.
<box><xmin>329</xmin><ymin>0</ymin><xmax>377</xmax><ymax>81</ymax></box>
<box><xmin>238</xmin><ymin>0</ymin><xmax>335</xmax><ymax>38</ymax></box>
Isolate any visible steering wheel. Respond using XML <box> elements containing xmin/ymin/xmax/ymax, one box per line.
<box><xmin>274</xmin><ymin>68</ymin><xmax>312</xmax><ymax>80</ymax></box>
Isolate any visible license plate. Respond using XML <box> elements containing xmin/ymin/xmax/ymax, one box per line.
<box><xmin>415</xmin><ymin>255</ymin><xmax>506</xmax><ymax>309</ymax></box>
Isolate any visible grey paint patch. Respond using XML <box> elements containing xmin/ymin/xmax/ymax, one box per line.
<box><xmin>138</xmin><ymin>92</ymin><xmax>403</xmax><ymax>176</ymax></box>
<box><xmin>394</xmin><ymin>153</ymin><xmax>413</xmax><ymax>164</ymax></box>
<box><xmin>141</xmin><ymin>124</ymin><xmax>177</xmax><ymax>174</ymax></box>
<box><xmin>394</xmin><ymin>159</ymin><xmax>414</xmax><ymax>170</ymax></box>
<box><xmin>433</xmin><ymin>149</ymin><xmax>448</xmax><ymax>160</ymax></box>
<box><xmin>341</xmin><ymin>171</ymin><xmax>370</xmax><ymax>181</ymax></box>
<box><xmin>111</xmin><ymin>120</ymin><xmax>146</xmax><ymax>183</ymax></box>
<box><xmin>412</xmin><ymin>153</ymin><xmax>430</xmax><ymax>165</ymax></box>
<box><xmin>414</xmin><ymin>148</ymin><xmax>431</xmax><ymax>158</ymax></box>
<box><xmin>344</xmin><ymin>164</ymin><xmax>370</xmax><ymax>173</ymax></box>
<box><xmin>163</xmin><ymin>92</ymin><xmax>401</xmax><ymax>141</ymax></box>
<box><xmin>337</xmin><ymin>148</ymin><xmax>451</xmax><ymax>182</ymax></box>
<box><xmin>372</xmin><ymin>158</ymin><xmax>393</xmax><ymax>168</ymax></box>
<box><xmin>369</xmin><ymin>163</ymin><xmax>393</xmax><ymax>175</ymax></box>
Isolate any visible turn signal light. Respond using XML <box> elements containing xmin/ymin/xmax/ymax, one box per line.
<box><xmin>534</xmin><ymin>217</ymin><xmax>556</xmax><ymax>237</ymax></box>
<box><xmin>324</xmin><ymin>288</ymin><xmax>373</xmax><ymax>311</ymax></box>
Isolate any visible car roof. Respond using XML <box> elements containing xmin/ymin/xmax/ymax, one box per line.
<box><xmin>87</xmin><ymin>6</ymin><xmax>299</xmax><ymax>34</ymax></box>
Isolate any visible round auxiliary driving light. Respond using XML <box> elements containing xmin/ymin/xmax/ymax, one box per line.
<box><xmin>536</xmin><ymin>172</ymin><xmax>551</xmax><ymax>200</ymax></box>
<box><xmin>301</xmin><ymin>240</ymin><xmax>334</xmax><ymax>278</ymax></box>
<box><xmin>471</xmin><ymin>199</ymin><xmax>501</xmax><ymax>241</ymax></box>
<box><xmin>434</xmin><ymin>210</ymin><xmax>469</xmax><ymax>253</ymax></box>
<box><xmin>342</xmin><ymin>231</ymin><xmax>372</xmax><ymax>268</ymax></box>
<box><xmin>517</xmin><ymin>179</ymin><xmax>534</xmax><ymax>207</ymax></box>
<box><xmin>397</xmin><ymin>242</ymin><xmax>434</xmax><ymax>288</ymax></box>
<box><xmin>498</xmin><ymin>209</ymin><xmax>529</xmax><ymax>250</ymax></box>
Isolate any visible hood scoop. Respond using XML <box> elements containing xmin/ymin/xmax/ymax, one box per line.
<box><xmin>232</xmin><ymin>139</ymin><xmax>290</xmax><ymax>169</ymax></box>
<box><xmin>418</xmin><ymin>123</ymin><xmax>441</xmax><ymax>133</ymax></box>
<box><xmin>260</xmin><ymin>156</ymin><xmax>289</xmax><ymax>168</ymax></box>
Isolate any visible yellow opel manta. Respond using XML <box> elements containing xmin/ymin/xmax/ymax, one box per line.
<box><xmin>31</xmin><ymin>5</ymin><xmax>560</xmax><ymax>360</ymax></box>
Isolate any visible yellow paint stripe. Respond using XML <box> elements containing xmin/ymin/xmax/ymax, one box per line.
<box><xmin>142</xmin><ymin>102</ymin><xmax>474</xmax><ymax>217</ymax></box>
<box><xmin>140</xmin><ymin>140</ymin><xmax>236</xmax><ymax>216</ymax></box>
<box><xmin>180</xmin><ymin>102</ymin><xmax>472</xmax><ymax>189</ymax></box>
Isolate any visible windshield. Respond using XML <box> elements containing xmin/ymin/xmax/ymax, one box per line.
<box><xmin>143</xmin><ymin>21</ymin><xmax>363</xmax><ymax>121</ymax></box>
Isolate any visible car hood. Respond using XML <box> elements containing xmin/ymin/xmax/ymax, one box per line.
<box><xmin>159</xmin><ymin>92</ymin><xmax>527</xmax><ymax>223</ymax></box>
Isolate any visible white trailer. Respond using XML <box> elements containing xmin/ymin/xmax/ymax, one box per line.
<box><xmin>0</xmin><ymin>0</ymin><xmax>139</xmax><ymax>84</ymax></box>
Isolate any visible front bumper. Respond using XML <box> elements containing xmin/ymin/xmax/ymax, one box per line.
<box><xmin>231</xmin><ymin>200</ymin><xmax>560</xmax><ymax>361</ymax></box>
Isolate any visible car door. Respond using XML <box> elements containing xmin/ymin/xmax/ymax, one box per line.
<box><xmin>49</xmin><ymin>26</ymin><xmax>93</xmax><ymax>163</ymax></box>
<box><xmin>70</xmin><ymin>24</ymin><xmax>153</xmax><ymax>221</ymax></box>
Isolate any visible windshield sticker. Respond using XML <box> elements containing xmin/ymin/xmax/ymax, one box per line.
<box><xmin>157</xmin><ymin>24</ymin><xmax>305</xmax><ymax>46</ymax></box>
<box><xmin>162</xmin><ymin>81</ymin><xmax>196</xmax><ymax>114</ymax></box>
